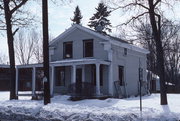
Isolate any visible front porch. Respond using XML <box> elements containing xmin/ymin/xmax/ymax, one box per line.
<box><xmin>51</xmin><ymin>59</ymin><xmax>111</xmax><ymax>97</ymax></box>
<box><xmin>16</xmin><ymin>59</ymin><xmax>111</xmax><ymax>98</ymax></box>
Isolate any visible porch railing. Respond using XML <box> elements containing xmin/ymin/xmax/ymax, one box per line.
<box><xmin>68</xmin><ymin>82</ymin><xmax>95</xmax><ymax>98</ymax></box>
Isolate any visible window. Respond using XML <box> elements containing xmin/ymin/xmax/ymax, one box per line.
<box><xmin>55</xmin><ymin>67</ymin><xmax>65</xmax><ymax>86</ymax></box>
<box><xmin>63</xmin><ymin>42</ymin><xmax>72</xmax><ymax>58</ymax></box>
<box><xmin>118</xmin><ymin>66</ymin><xmax>124</xmax><ymax>86</ymax></box>
<box><xmin>124</xmin><ymin>48</ymin><xmax>127</xmax><ymax>56</ymax></box>
<box><xmin>83</xmin><ymin>39</ymin><xmax>93</xmax><ymax>57</ymax></box>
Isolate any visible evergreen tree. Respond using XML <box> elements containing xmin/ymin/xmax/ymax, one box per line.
<box><xmin>71</xmin><ymin>6</ymin><xmax>82</xmax><ymax>24</ymax></box>
<box><xmin>88</xmin><ymin>2</ymin><xmax>111</xmax><ymax>33</ymax></box>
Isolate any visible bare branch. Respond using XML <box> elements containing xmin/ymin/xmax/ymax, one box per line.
<box><xmin>12</xmin><ymin>0</ymin><xmax>18</xmax><ymax>7</ymax></box>
<box><xmin>10</xmin><ymin>0</ymin><xmax>28</xmax><ymax>14</ymax></box>
<box><xmin>154</xmin><ymin>0</ymin><xmax>161</xmax><ymax>7</ymax></box>
<box><xmin>0</xmin><ymin>4</ymin><xmax>3</xmax><ymax>9</ymax></box>
<box><xmin>121</xmin><ymin>12</ymin><xmax>148</xmax><ymax>26</ymax></box>
<box><xmin>109</xmin><ymin>1</ymin><xmax>149</xmax><ymax>12</ymax></box>
<box><xmin>12</xmin><ymin>28</ymin><xmax>19</xmax><ymax>36</ymax></box>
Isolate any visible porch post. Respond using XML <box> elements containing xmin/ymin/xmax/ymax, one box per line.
<box><xmin>108</xmin><ymin>64</ymin><xmax>113</xmax><ymax>95</ymax></box>
<box><xmin>15</xmin><ymin>67</ymin><xmax>18</xmax><ymax>96</ymax></box>
<box><xmin>108</xmin><ymin>49</ymin><xmax>113</xmax><ymax>95</ymax></box>
<box><xmin>82</xmin><ymin>66</ymin><xmax>85</xmax><ymax>82</ymax></box>
<box><xmin>71</xmin><ymin>65</ymin><xmax>76</xmax><ymax>84</ymax></box>
<box><xmin>32</xmin><ymin>67</ymin><xmax>36</xmax><ymax>97</ymax></box>
<box><xmin>96</xmin><ymin>63</ymin><xmax>100</xmax><ymax>95</ymax></box>
<box><xmin>51</xmin><ymin>66</ymin><xmax>55</xmax><ymax>96</ymax></box>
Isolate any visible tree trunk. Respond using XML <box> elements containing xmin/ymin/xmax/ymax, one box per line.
<box><xmin>3</xmin><ymin>0</ymin><xmax>18</xmax><ymax>100</ymax></box>
<box><xmin>148</xmin><ymin>0</ymin><xmax>167</xmax><ymax>105</ymax></box>
<box><xmin>42</xmin><ymin>0</ymin><xmax>51</xmax><ymax>105</ymax></box>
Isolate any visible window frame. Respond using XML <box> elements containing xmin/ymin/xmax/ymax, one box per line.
<box><xmin>63</xmin><ymin>41</ymin><xmax>73</xmax><ymax>59</ymax></box>
<box><xmin>123</xmin><ymin>48</ymin><xmax>127</xmax><ymax>56</ymax></box>
<box><xmin>83</xmin><ymin>39</ymin><xmax>94</xmax><ymax>58</ymax></box>
<box><xmin>118</xmin><ymin>66</ymin><xmax>124</xmax><ymax>86</ymax></box>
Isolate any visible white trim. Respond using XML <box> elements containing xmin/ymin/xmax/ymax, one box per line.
<box><xmin>15</xmin><ymin>68</ymin><xmax>18</xmax><ymax>96</ymax></box>
<box><xmin>49</xmin><ymin>25</ymin><xmax>78</xmax><ymax>45</ymax></box>
<box><xmin>16</xmin><ymin>59</ymin><xmax>110</xmax><ymax>69</ymax></box>
<box><xmin>51</xmin><ymin>59</ymin><xmax>110</xmax><ymax>66</ymax></box>
<box><xmin>16</xmin><ymin>63</ymin><xmax>43</xmax><ymax>68</ymax></box>
<box><xmin>110</xmin><ymin>40</ymin><xmax>149</xmax><ymax>54</ymax></box>
<box><xmin>72</xmin><ymin>65</ymin><xmax>76</xmax><ymax>84</ymax></box>
<box><xmin>51</xmin><ymin>66</ymin><xmax>55</xmax><ymax>96</ymax></box>
<box><xmin>82</xmin><ymin>66</ymin><xmax>85</xmax><ymax>82</ymax></box>
<box><xmin>96</xmin><ymin>63</ymin><xmax>101</xmax><ymax>95</ymax></box>
<box><xmin>32</xmin><ymin>67</ymin><xmax>36</xmax><ymax>97</ymax></box>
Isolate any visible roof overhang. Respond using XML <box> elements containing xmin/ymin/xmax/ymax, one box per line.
<box><xmin>51</xmin><ymin>58</ymin><xmax>110</xmax><ymax>66</ymax></box>
<box><xmin>16</xmin><ymin>59</ymin><xmax>110</xmax><ymax>68</ymax></box>
<box><xmin>110</xmin><ymin>40</ymin><xmax>150</xmax><ymax>54</ymax></box>
<box><xmin>16</xmin><ymin>63</ymin><xmax>43</xmax><ymax>68</ymax></box>
<box><xmin>0</xmin><ymin>64</ymin><xmax>10</xmax><ymax>68</ymax></box>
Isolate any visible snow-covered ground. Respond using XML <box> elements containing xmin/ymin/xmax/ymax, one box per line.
<box><xmin>0</xmin><ymin>92</ymin><xmax>179</xmax><ymax>121</ymax></box>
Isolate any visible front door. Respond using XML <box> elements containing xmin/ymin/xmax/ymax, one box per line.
<box><xmin>76</xmin><ymin>68</ymin><xmax>82</xmax><ymax>94</ymax></box>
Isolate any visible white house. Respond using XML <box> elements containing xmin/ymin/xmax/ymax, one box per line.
<box><xmin>16</xmin><ymin>24</ymin><xmax>149</xmax><ymax>98</ymax></box>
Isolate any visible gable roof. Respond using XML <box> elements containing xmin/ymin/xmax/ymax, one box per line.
<box><xmin>49</xmin><ymin>24</ymin><xmax>127</xmax><ymax>45</ymax></box>
<box><xmin>49</xmin><ymin>24</ymin><xmax>149</xmax><ymax>54</ymax></box>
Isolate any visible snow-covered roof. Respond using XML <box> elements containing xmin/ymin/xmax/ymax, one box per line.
<box><xmin>16</xmin><ymin>63</ymin><xmax>43</xmax><ymax>68</ymax></box>
<box><xmin>16</xmin><ymin>59</ymin><xmax>110</xmax><ymax>68</ymax></box>
<box><xmin>51</xmin><ymin>58</ymin><xmax>110</xmax><ymax>66</ymax></box>
<box><xmin>0</xmin><ymin>64</ymin><xmax>10</xmax><ymax>68</ymax></box>
<box><xmin>49</xmin><ymin>24</ymin><xmax>149</xmax><ymax>54</ymax></box>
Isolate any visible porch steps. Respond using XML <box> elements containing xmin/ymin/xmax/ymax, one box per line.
<box><xmin>69</xmin><ymin>95</ymin><xmax>112</xmax><ymax>101</ymax></box>
<box><xmin>17</xmin><ymin>94</ymin><xmax>33</xmax><ymax>96</ymax></box>
<box><xmin>17</xmin><ymin>91</ymin><xmax>43</xmax><ymax>97</ymax></box>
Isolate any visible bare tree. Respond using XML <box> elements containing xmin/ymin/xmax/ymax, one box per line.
<box><xmin>1</xmin><ymin>0</ymin><xmax>32</xmax><ymax>100</ymax></box>
<box><xmin>33</xmin><ymin>33</ymin><xmax>53</xmax><ymax>63</ymax></box>
<box><xmin>33</xmin><ymin>35</ymin><xmax>43</xmax><ymax>64</ymax></box>
<box><xmin>132</xmin><ymin>19</ymin><xmax>180</xmax><ymax>87</ymax></box>
<box><xmin>133</xmin><ymin>21</ymin><xmax>157</xmax><ymax>74</ymax></box>
<box><xmin>14</xmin><ymin>29</ymin><xmax>38</xmax><ymax>65</ymax></box>
<box><xmin>14</xmin><ymin>29</ymin><xmax>54</xmax><ymax>65</ymax></box>
<box><xmin>164</xmin><ymin>33</ymin><xmax>180</xmax><ymax>87</ymax></box>
<box><xmin>105</xmin><ymin>0</ymin><xmax>180</xmax><ymax>105</ymax></box>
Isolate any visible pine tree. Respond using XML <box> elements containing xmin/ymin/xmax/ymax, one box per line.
<box><xmin>71</xmin><ymin>6</ymin><xmax>82</xmax><ymax>24</ymax></box>
<box><xmin>88</xmin><ymin>2</ymin><xmax>111</xmax><ymax>33</ymax></box>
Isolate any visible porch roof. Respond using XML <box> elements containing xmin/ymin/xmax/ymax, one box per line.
<box><xmin>16</xmin><ymin>63</ymin><xmax>43</xmax><ymax>68</ymax></box>
<box><xmin>51</xmin><ymin>58</ymin><xmax>110</xmax><ymax>66</ymax></box>
<box><xmin>0</xmin><ymin>64</ymin><xmax>10</xmax><ymax>68</ymax></box>
<box><xmin>16</xmin><ymin>59</ymin><xmax>110</xmax><ymax>68</ymax></box>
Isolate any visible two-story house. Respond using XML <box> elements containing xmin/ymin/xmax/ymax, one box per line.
<box><xmin>15</xmin><ymin>24</ymin><xmax>149</xmax><ymax>98</ymax></box>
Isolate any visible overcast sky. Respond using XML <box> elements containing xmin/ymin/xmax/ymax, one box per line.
<box><xmin>0</xmin><ymin>0</ymin><xmax>180</xmax><ymax>59</ymax></box>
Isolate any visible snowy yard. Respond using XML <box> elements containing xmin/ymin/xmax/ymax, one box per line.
<box><xmin>0</xmin><ymin>92</ymin><xmax>180</xmax><ymax>121</ymax></box>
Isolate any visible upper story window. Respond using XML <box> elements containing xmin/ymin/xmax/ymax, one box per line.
<box><xmin>63</xmin><ymin>42</ymin><xmax>72</xmax><ymax>59</ymax></box>
<box><xmin>83</xmin><ymin>39</ymin><xmax>93</xmax><ymax>57</ymax></box>
<box><xmin>124</xmin><ymin>48</ymin><xmax>127</xmax><ymax>56</ymax></box>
